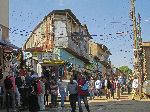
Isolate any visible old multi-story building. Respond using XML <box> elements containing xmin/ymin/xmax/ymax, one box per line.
<box><xmin>23</xmin><ymin>9</ymin><xmax>91</xmax><ymax>79</ymax></box>
<box><xmin>87</xmin><ymin>41</ymin><xmax>112</xmax><ymax>79</ymax></box>
<box><xmin>141</xmin><ymin>42</ymin><xmax>150</xmax><ymax>80</ymax></box>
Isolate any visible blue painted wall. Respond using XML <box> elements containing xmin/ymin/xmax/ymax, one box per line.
<box><xmin>54</xmin><ymin>48</ymin><xmax>84</xmax><ymax>69</ymax></box>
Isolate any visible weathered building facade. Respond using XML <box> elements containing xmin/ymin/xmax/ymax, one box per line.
<box><xmin>88</xmin><ymin>41</ymin><xmax>112</xmax><ymax>79</ymax></box>
<box><xmin>23</xmin><ymin>9</ymin><xmax>91</xmax><ymax>78</ymax></box>
<box><xmin>142</xmin><ymin>42</ymin><xmax>150</xmax><ymax>80</ymax></box>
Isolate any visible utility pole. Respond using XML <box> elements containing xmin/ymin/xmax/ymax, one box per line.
<box><xmin>130</xmin><ymin>0</ymin><xmax>137</xmax><ymax>49</ymax></box>
<box><xmin>130</xmin><ymin>0</ymin><xmax>138</xmax><ymax>76</ymax></box>
<box><xmin>138</xmin><ymin>13</ymin><xmax>144</xmax><ymax>99</ymax></box>
<box><xmin>137</xmin><ymin>13</ymin><xmax>143</xmax><ymax>99</ymax></box>
<box><xmin>130</xmin><ymin>0</ymin><xmax>143</xmax><ymax>99</ymax></box>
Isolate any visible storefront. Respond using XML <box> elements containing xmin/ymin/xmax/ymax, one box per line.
<box><xmin>0</xmin><ymin>40</ymin><xmax>19</xmax><ymax>79</ymax></box>
<box><xmin>30</xmin><ymin>48</ymin><xmax>86</xmax><ymax>80</ymax></box>
<box><xmin>54</xmin><ymin>48</ymin><xmax>85</xmax><ymax>79</ymax></box>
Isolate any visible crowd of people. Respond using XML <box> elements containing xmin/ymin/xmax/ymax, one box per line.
<box><xmin>88</xmin><ymin>76</ymin><xmax>123</xmax><ymax>100</ymax></box>
<box><xmin>0</xmin><ymin>69</ymin><xmax>91</xmax><ymax>112</ymax></box>
<box><xmin>0</xmin><ymin>67</ymin><xmax>137</xmax><ymax>112</ymax></box>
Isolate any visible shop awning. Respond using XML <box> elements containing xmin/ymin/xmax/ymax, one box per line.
<box><xmin>0</xmin><ymin>40</ymin><xmax>19</xmax><ymax>49</ymax></box>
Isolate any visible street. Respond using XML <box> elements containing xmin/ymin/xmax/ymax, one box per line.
<box><xmin>30</xmin><ymin>94</ymin><xmax>150</xmax><ymax>112</ymax></box>
<box><xmin>1</xmin><ymin>93</ymin><xmax>150</xmax><ymax>112</ymax></box>
<box><xmin>45</xmin><ymin>93</ymin><xmax>150</xmax><ymax>112</ymax></box>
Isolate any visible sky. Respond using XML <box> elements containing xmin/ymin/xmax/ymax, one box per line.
<box><xmin>9</xmin><ymin>0</ymin><xmax>150</xmax><ymax>69</ymax></box>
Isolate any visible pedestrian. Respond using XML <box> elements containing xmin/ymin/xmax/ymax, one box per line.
<box><xmin>131</xmin><ymin>76</ymin><xmax>138</xmax><ymax>100</ymax></box>
<box><xmin>44</xmin><ymin>78</ymin><xmax>49</xmax><ymax>106</ymax></box>
<box><xmin>110</xmin><ymin>79</ymin><xmax>115</xmax><ymax>99</ymax></box>
<box><xmin>37</xmin><ymin>76</ymin><xmax>46</xmax><ymax>111</ymax></box>
<box><xmin>77</xmin><ymin>73</ymin><xmax>90</xmax><ymax>112</ymax></box>
<box><xmin>4</xmin><ymin>71</ymin><xmax>16</xmax><ymax>112</ymax></box>
<box><xmin>19</xmin><ymin>67</ymin><xmax>27</xmax><ymax>77</ymax></box>
<box><xmin>57</xmin><ymin>76</ymin><xmax>66</xmax><ymax>109</ymax></box>
<box><xmin>21</xmin><ymin>72</ymin><xmax>32</xmax><ymax>109</ymax></box>
<box><xmin>15</xmin><ymin>73</ymin><xmax>23</xmax><ymax>107</ymax></box>
<box><xmin>28</xmin><ymin>78</ymin><xmax>39</xmax><ymax>112</ymax></box>
<box><xmin>127</xmin><ymin>80</ymin><xmax>132</xmax><ymax>94</ymax></box>
<box><xmin>104</xmin><ymin>76</ymin><xmax>108</xmax><ymax>99</ymax></box>
<box><xmin>25</xmin><ymin>71</ymin><xmax>33</xmax><ymax>87</ymax></box>
<box><xmin>115</xmin><ymin>78</ymin><xmax>120</xmax><ymax>100</ymax></box>
<box><xmin>106</xmin><ymin>78</ymin><xmax>111</xmax><ymax>99</ymax></box>
<box><xmin>89</xmin><ymin>77</ymin><xmax>95</xmax><ymax>100</ymax></box>
<box><xmin>67</xmin><ymin>77</ymin><xmax>78</xmax><ymax>112</ymax></box>
<box><xmin>49</xmin><ymin>79</ymin><xmax>58</xmax><ymax>108</ymax></box>
<box><xmin>94</xmin><ymin>78</ymin><xmax>102</xmax><ymax>98</ymax></box>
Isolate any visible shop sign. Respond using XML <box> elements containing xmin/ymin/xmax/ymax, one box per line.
<box><xmin>38</xmin><ymin>52</ymin><xmax>58</xmax><ymax>61</ymax></box>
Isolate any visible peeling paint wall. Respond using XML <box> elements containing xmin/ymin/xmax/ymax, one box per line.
<box><xmin>25</xmin><ymin>16</ymin><xmax>54</xmax><ymax>52</ymax></box>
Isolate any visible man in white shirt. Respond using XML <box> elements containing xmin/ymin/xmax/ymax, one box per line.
<box><xmin>132</xmin><ymin>76</ymin><xmax>138</xmax><ymax>100</ymax></box>
<box><xmin>95</xmin><ymin>79</ymin><xmax>102</xmax><ymax>98</ymax></box>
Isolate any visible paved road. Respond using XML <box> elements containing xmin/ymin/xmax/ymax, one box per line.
<box><xmin>42</xmin><ymin>99</ymin><xmax>150</xmax><ymax>112</ymax></box>
<box><xmin>38</xmin><ymin>94</ymin><xmax>150</xmax><ymax>112</ymax></box>
<box><xmin>1</xmin><ymin>93</ymin><xmax>150</xmax><ymax>112</ymax></box>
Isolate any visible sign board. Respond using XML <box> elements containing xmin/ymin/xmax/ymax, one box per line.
<box><xmin>38</xmin><ymin>52</ymin><xmax>58</xmax><ymax>61</ymax></box>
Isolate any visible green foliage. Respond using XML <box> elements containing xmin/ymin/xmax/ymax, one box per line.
<box><xmin>118</xmin><ymin>66</ymin><xmax>132</xmax><ymax>75</ymax></box>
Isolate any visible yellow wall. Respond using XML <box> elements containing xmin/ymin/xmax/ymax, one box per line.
<box><xmin>89</xmin><ymin>41</ymin><xmax>97</xmax><ymax>56</ymax></box>
<box><xmin>89</xmin><ymin>41</ymin><xmax>105</xmax><ymax>58</ymax></box>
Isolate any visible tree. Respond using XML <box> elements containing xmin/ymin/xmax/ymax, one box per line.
<box><xmin>118</xmin><ymin>66</ymin><xmax>132</xmax><ymax>76</ymax></box>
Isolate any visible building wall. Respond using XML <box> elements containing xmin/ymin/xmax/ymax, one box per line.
<box><xmin>89</xmin><ymin>41</ymin><xmax>109</xmax><ymax>61</ymax></box>
<box><xmin>102</xmin><ymin>65</ymin><xmax>107</xmax><ymax>78</ymax></box>
<box><xmin>143</xmin><ymin>47</ymin><xmax>150</xmax><ymax>80</ymax></box>
<box><xmin>89</xmin><ymin>41</ymin><xmax>110</xmax><ymax>78</ymax></box>
<box><xmin>54</xmin><ymin>17</ymin><xmax>68</xmax><ymax>48</ymax></box>
<box><xmin>89</xmin><ymin>41</ymin><xmax>97</xmax><ymax>56</ymax></box>
<box><xmin>54</xmin><ymin>14</ymin><xmax>89</xmax><ymax>60</ymax></box>
<box><xmin>0</xmin><ymin>0</ymin><xmax>9</xmax><ymax>41</ymax></box>
<box><xmin>0</xmin><ymin>0</ymin><xmax>10</xmax><ymax>80</ymax></box>
<box><xmin>24</xmin><ymin>16</ymin><xmax>54</xmax><ymax>52</ymax></box>
<box><xmin>0</xmin><ymin>0</ymin><xmax>9</xmax><ymax>27</ymax></box>
<box><xmin>24</xmin><ymin>10</ymin><xmax>90</xmax><ymax>64</ymax></box>
<box><xmin>54</xmin><ymin>48</ymin><xmax>84</xmax><ymax>71</ymax></box>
